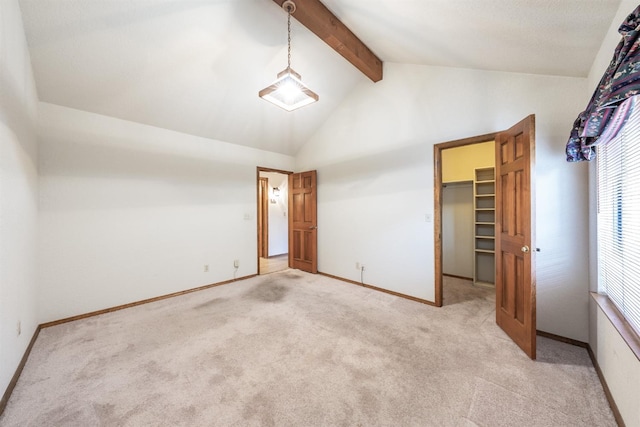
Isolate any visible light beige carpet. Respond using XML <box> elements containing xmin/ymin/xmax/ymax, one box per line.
<box><xmin>0</xmin><ymin>272</ymin><xmax>615</xmax><ymax>426</ymax></box>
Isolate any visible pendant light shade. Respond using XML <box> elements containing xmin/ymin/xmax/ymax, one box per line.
<box><xmin>259</xmin><ymin>1</ymin><xmax>318</xmax><ymax>112</ymax></box>
<box><xmin>259</xmin><ymin>67</ymin><xmax>318</xmax><ymax>111</ymax></box>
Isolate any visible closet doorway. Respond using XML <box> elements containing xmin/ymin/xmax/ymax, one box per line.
<box><xmin>439</xmin><ymin>139</ymin><xmax>496</xmax><ymax>305</ymax></box>
<box><xmin>434</xmin><ymin>115</ymin><xmax>537</xmax><ymax>359</ymax></box>
<box><xmin>257</xmin><ymin>168</ymin><xmax>292</xmax><ymax>275</ymax></box>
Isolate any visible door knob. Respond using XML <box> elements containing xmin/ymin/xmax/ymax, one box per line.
<box><xmin>309</xmin><ymin>226</ymin><xmax>317</xmax><ymax>230</ymax></box>
<box><xmin>521</xmin><ymin>245</ymin><xmax>530</xmax><ymax>253</ymax></box>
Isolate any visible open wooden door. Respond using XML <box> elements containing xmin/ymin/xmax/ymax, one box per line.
<box><xmin>288</xmin><ymin>170</ymin><xmax>318</xmax><ymax>273</ymax></box>
<box><xmin>495</xmin><ymin>115</ymin><xmax>536</xmax><ymax>359</ymax></box>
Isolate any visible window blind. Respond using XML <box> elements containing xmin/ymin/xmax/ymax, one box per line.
<box><xmin>597</xmin><ymin>104</ymin><xmax>640</xmax><ymax>337</ymax></box>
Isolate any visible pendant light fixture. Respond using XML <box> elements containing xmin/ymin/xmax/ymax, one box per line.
<box><xmin>259</xmin><ymin>0</ymin><xmax>319</xmax><ymax>112</ymax></box>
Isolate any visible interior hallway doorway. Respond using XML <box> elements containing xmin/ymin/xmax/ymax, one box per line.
<box><xmin>257</xmin><ymin>168</ymin><xmax>292</xmax><ymax>275</ymax></box>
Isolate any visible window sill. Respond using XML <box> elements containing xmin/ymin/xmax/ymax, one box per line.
<box><xmin>592</xmin><ymin>292</ymin><xmax>640</xmax><ymax>362</ymax></box>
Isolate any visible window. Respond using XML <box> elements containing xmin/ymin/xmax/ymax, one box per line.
<box><xmin>597</xmin><ymin>104</ymin><xmax>640</xmax><ymax>337</ymax></box>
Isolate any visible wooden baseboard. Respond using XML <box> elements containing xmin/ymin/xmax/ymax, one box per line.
<box><xmin>41</xmin><ymin>275</ymin><xmax>257</xmax><ymax>329</ymax></box>
<box><xmin>586</xmin><ymin>344</ymin><xmax>625</xmax><ymax>427</ymax></box>
<box><xmin>0</xmin><ymin>325</ymin><xmax>41</xmax><ymax>417</ymax></box>
<box><xmin>443</xmin><ymin>273</ymin><xmax>473</xmax><ymax>281</ymax></box>
<box><xmin>537</xmin><ymin>330</ymin><xmax>624</xmax><ymax>427</ymax></box>
<box><xmin>318</xmin><ymin>272</ymin><xmax>436</xmax><ymax>306</ymax></box>
<box><xmin>536</xmin><ymin>330</ymin><xmax>588</xmax><ymax>348</ymax></box>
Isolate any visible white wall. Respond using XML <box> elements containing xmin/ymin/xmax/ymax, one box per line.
<box><xmin>592</xmin><ymin>304</ymin><xmax>640</xmax><ymax>426</ymax></box>
<box><xmin>442</xmin><ymin>183</ymin><xmax>473</xmax><ymax>278</ymax></box>
<box><xmin>0</xmin><ymin>0</ymin><xmax>39</xmax><ymax>401</ymax></box>
<box><xmin>38</xmin><ymin>103</ymin><xmax>294</xmax><ymax>323</ymax></box>
<box><xmin>588</xmin><ymin>2</ymin><xmax>640</xmax><ymax>426</ymax></box>
<box><xmin>260</xmin><ymin>171</ymin><xmax>289</xmax><ymax>257</ymax></box>
<box><xmin>296</xmin><ymin>62</ymin><xmax>589</xmax><ymax>341</ymax></box>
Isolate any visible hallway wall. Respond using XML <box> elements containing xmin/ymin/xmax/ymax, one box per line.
<box><xmin>260</xmin><ymin>171</ymin><xmax>289</xmax><ymax>257</ymax></box>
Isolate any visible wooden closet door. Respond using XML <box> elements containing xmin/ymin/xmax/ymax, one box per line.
<box><xmin>495</xmin><ymin>115</ymin><xmax>536</xmax><ymax>359</ymax></box>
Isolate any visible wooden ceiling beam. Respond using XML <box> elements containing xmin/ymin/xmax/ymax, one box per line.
<box><xmin>272</xmin><ymin>0</ymin><xmax>383</xmax><ymax>82</ymax></box>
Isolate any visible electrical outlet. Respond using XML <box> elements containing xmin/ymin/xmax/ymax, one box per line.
<box><xmin>356</xmin><ymin>262</ymin><xmax>360</xmax><ymax>270</ymax></box>
<box><xmin>17</xmin><ymin>321</ymin><xmax>21</xmax><ymax>336</ymax></box>
<box><xmin>204</xmin><ymin>264</ymin><xmax>209</xmax><ymax>272</ymax></box>
<box><xmin>234</xmin><ymin>259</ymin><xmax>239</xmax><ymax>268</ymax></box>
<box><xmin>361</xmin><ymin>265</ymin><xmax>366</xmax><ymax>271</ymax></box>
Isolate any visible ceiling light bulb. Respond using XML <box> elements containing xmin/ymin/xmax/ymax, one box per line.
<box><xmin>259</xmin><ymin>67</ymin><xmax>318</xmax><ymax>112</ymax></box>
<box><xmin>280</xmin><ymin>77</ymin><xmax>302</xmax><ymax>101</ymax></box>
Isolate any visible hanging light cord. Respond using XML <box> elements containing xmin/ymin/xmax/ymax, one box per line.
<box><xmin>287</xmin><ymin>5</ymin><xmax>292</xmax><ymax>69</ymax></box>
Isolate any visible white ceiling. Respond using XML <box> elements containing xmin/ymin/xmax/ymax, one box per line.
<box><xmin>19</xmin><ymin>0</ymin><xmax>621</xmax><ymax>155</ymax></box>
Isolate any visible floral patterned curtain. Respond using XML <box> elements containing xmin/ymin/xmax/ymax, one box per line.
<box><xmin>566</xmin><ymin>5</ymin><xmax>640</xmax><ymax>162</ymax></box>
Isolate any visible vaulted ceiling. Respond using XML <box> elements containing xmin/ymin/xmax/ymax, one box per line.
<box><xmin>19</xmin><ymin>0</ymin><xmax>621</xmax><ymax>155</ymax></box>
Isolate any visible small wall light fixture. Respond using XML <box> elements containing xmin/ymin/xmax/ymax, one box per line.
<box><xmin>273</xmin><ymin>187</ymin><xmax>281</xmax><ymax>197</ymax></box>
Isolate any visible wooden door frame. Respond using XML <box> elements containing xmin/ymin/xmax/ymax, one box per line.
<box><xmin>256</xmin><ymin>167</ymin><xmax>293</xmax><ymax>274</ymax></box>
<box><xmin>434</xmin><ymin>132</ymin><xmax>497</xmax><ymax>307</ymax></box>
